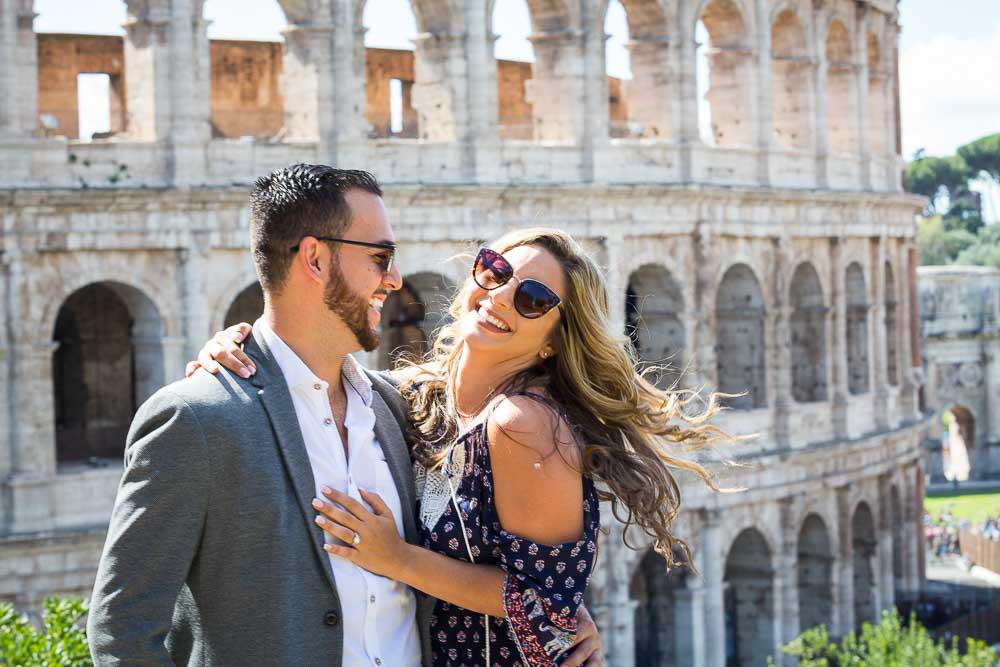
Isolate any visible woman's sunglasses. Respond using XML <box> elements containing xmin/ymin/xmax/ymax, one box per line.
<box><xmin>472</xmin><ymin>248</ymin><xmax>562</xmax><ymax>319</ymax></box>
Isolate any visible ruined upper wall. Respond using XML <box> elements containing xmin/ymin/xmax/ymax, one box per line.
<box><xmin>919</xmin><ymin>266</ymin><xmax>1000</xmax><ymax>339</ymax></box>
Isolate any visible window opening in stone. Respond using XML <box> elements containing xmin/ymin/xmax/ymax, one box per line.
<box><xmin>826</xmin><ymin>20</ymin><xmax>857</xmax><ymax>154</ymax></box>
<box><xmin>77</xmin><ymin>73</ymin><xmax>112</xmax><ymax>141</ymax></box>
<box><xmin>203</xmin><ymin>1</ymin><xmax>286</xmax><ymax>140</ymax></box>
<box><xmin>377</xmin><ymin>273</ymin><xmax>455</xmax><ymax>369</ymax></box>
<box><xmin>53</xmin><ymin>283</ymin><xmax>165</xmax><ymax>467</ymax></box>
<box><xmin>790</xmin><ymin>262</ymin><xmax>828</xmax><ymax>402</ymax></box>
<box><xmin>797</xmin><ymin>514</ymin><xmax>833</xmax><ymax>632</ymax></box>
<box><xmin>224</xmin><ymin>282</ymin><xmax>265</xmax><ymax>329</ymax></box>
<box><xmin>770</xmin><ymin>9</ymin><xmax>811</xmax><ymax>151</ymax></box>
<box><xmin>493</xmin><ymin>0</ymin><xmax>535</xmax><ymax>140</ymax></box>
<box><xmin>715</xmin><ymin>263</ymin><xmax>767</xmax><ymax>409</ymax></box>
<box><xmin>696</xmin><ymin>0</ymin><xmax>753</xmax><ymax>148</ymax></box>
<box><xmin>604</xmin><ymin>0</ymin><xmax>632</xmax><ymax>138</ymax></box>
<box><xmin>630</xmin><ymin>548</ymin><xmax>690</xmax><ymax>666</ymax></box>
<box><xmin>364</xmin><ymin>0</ymin><xmax>419</xmax><ymax>139</ymax></box>
<box><xmin>941</xmin><ymin>406</ymin><xmax>975</xmax><ymax>483</ymax></box>
<box><xmin>626</xmin><ymin>264</ymin><xmax>686</xmax><ymax>389</ymax></box>
<box><xmin>845</xmin><ymin>262</ymin><xmax>870</xmax><ymax>395</ymax></box>
<box><xmin>724</xmin><ymin>528</ymin><xmax>774</xmax><ymax>667</ymax></box>
<box><xmin>851</xmin><ymin>502</ymin><xmax>877</xmax><ymax>628</ymax></box>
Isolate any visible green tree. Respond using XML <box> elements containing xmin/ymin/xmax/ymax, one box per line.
<box><xmin>917</xmin><ymin>215</ymin><xmax>977</xmax><ymax>265</ymax></box>
<box><xmin>0</xmin><ymin>598</ymin><xmax>92</xmax><ymax>666</ymax></box>
<box><xmin>957</xmin><ymin>133</ymin><xmax>1000</xmax><ymax>181</ymax></box>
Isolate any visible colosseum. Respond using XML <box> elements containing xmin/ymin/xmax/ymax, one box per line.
<box><xmin>0</xmin><ymin>0</ymin><xmax>928</xmax><ymax>665</ymax></box>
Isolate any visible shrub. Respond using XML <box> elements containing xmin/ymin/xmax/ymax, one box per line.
<box><xmin>0</xmin><ymin>598</ymin><xmax>92</xmax><ymax>666</ymax></box>
<box><xmin>770</xmin><ymin>608</ymin><xmax>997</xmax><ymax>667</ymax></box>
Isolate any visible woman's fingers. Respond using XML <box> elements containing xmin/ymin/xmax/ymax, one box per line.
<box><xmin>358</xmin><ymin>489</ymin><xmax>391</xmax><ymax>517</ymax></box>
<box><xmin>185</xmin><ymin>361</ymin><xmax>201</xmax><ymax>378</ymax></box>
<box><xmin>561</xmin><ymin>636</ymin><xmax>601</xmax><ymax>667</ymax></box>
<box><xmin>197</xmin><ymin>339</ymin><xmax>221</xmax><ymax>374</ymax></box>
<box><xmin>312</xmin><ymin>498</ymin><xmax>361</xmax><ymax>531</ymax></box>
<box><xmin>314</xmin><ymin>515</ymin><xmax>356</xmax><ymax>544</ymax></box>
<box><xmin>226</xmin><ymin>322</ymin><xmax>253</xmax><ymax>343</ymax></box>
<box><xmin>322</xmin><ymin>486</ymin><xmax>372</xmax><ymax>521</ymax></box>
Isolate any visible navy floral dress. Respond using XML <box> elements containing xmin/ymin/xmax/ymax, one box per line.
<box><xmin>414</xmin><ymin>395</ymin><xmax>600</xmax><ymax>667</ymax></box>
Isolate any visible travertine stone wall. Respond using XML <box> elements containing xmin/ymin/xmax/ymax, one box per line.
<box><xmin>209</xmin><ymin>39</ymin><xmax>284</xmax><ymax>139</ymax></box>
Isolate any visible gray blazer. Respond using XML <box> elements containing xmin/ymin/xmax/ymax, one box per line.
<box><xmin>87</xmin><ymin>329</ymin><xmax>434</xmax><ymax>665</ymax></box>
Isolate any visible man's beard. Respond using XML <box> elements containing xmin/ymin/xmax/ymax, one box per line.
<box><xmin>323</xmin><ymin>263</ymin><xmax>382</xmax><ymax>352</ymax></box>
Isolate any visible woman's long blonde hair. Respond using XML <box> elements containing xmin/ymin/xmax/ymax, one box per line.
<box><xmin>400</xmin><ymin>228</ymin><xmax>733</xmax><ymax>568</ymax></box>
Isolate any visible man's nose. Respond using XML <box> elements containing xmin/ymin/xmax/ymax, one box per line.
<box><xmin>384</xmin><ymin>261</ymin><xmax>402</xmax><ymax>291</ymax></box>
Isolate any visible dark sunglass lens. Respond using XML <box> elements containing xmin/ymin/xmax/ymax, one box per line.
<box><xmin>474</xmin><ymin>249</ymin><xmax>512</xmax><ymax>289</ymax></box>
<box><xmin>515</xmin><ymin>280</ymin><xmax>560</xmax><ymax>319</ymax></box>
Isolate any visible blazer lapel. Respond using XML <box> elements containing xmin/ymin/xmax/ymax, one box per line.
<box><xmin>245</xmin><ymin>331</ymin><xmax>340</xmax><ymax>594</ymax></box>
<box><xmin>370</xmin><ymin>391</ymin><xmax>419</xmax><ymax>545</ymax></box>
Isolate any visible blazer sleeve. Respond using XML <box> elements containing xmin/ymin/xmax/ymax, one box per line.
<box><xmin>87</xmin><ymin>388</ymin><xmax>211</xmax><ymax>666</ymax></box>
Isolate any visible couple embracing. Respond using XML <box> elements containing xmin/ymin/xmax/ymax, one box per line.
<box><xmin>87</xmin><ymin>164</ymin><xmax>723</xmax><ymax>666</ymax></box>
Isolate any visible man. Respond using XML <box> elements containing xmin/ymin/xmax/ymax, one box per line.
<box><xmin>88</xmin><ymin>164</ymin><xmax>600</xmax><ymax>665</ymax></box>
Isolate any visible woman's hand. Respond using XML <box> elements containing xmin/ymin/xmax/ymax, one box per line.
<box><xmin>313</xmin><ymin>487</ymin><xmax>408</xmax><ymax>580</ymax></box>
<box><xmin>184</xmin><ymin>322</ymin><xmax>255</xmax><ymax>378</ymax></box>
<box><xmin>563</xmin><ymin>604</ymin><xmax>604</xmax><ymax>666</ymax></box>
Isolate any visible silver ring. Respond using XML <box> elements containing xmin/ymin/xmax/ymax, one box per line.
<box><xmin>352</xmin><ymin>532</ymin><xmax>361</xmax><ymax>546</ymax></box>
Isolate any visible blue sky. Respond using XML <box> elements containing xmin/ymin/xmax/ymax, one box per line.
<box><xmin>34</xmin><ymin>0</ymin><xmax>1000</xmax><ymax>159</ymax></box>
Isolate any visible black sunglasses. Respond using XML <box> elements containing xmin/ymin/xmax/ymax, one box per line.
<box><xmin>291</xmin><ymin>237</ymin><xmax>396</xmax><ymax>274</ymax></box>
<box><xmin>473</xmin><ymin>247</ymin><xmax>562</xmax><ymax>319</ymax></box>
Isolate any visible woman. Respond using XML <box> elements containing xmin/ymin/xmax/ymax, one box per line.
<box><xmin>191</xmin><ymin>228</ymin><xmax>727</xmax><ymax>665</ymax></box>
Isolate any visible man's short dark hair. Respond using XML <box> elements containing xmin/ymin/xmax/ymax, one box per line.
<box><xmin>249</xmin><ymin>164</ymin><xmax>383</xmax><ymax>293</ymax></box>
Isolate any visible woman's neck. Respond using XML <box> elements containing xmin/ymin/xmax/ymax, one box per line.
<box><xmin>452</xmin><ymin>346</ymin><xmax>535</xmax><ymax>419</ymax></box>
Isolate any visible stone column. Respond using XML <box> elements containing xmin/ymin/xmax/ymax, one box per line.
<box><xmin>877</xmin><ymin>473</ymin><xmax>895</xmax><ymax>611</ymax></box>
<box><xmin>905</xmin><ymin>244</ymin><xmax>924</xmax><ymax>420</ymax></box>
<box><xmin>811</xmin><ymin>0</ymin><xmax>830</xmax><ymax>187</ymax></box>
<box><xmin>829</xmin><ymin>238</ymin><xmax>849</xmax><ymax>438</ymax></box>
<box><xmin>674</xmin><ymin>3</ymin><xmax>699</xmax><ymax>181</ymax></box>
<box><xmin>463</xmin><ymin>0</ymin><xmax>499</xmax><ymax>180</ymax></box>
<box><xmin>602</xmin><ymin>524</ymin><xmax>637</xmax><ymax>666</ymax></box>
<box><xmin>701</xmin><ymin>510</ymin><xmax>726</xmax><ymax>667</ymax></box>
<box><xmin>179</xmin><ymin>243</ymin><xmax>212</xmax><ymax>363</ymax></box>
<box><xmin>411</xmin><ymin>32</ymin><xmax>469</xmax><ymax>142</ymax></box>
<box><xmin>835</xmin><ymin>484</ymin><xmax>854</xmax><ymax>635</ymax></box>
<box><xmin>604</xmin><ymin>237</ymin><xmax>627</xmax><ymax>336</ymax></box>
<box><xmin>676</xmin><ymin>578</ymin><xmax>706</xmax><ymax>667</ymax></box>
<box><xmin>282</xmin><ymin>21</ymin><xmax>337</xmax><ymax>145</ymax></box>
<box><xmin>624</xmin><ymin>36</ymin><xmax>673</xmax><ymax>139</ymax></box>
<box><xmin>772</xmin><ymin>238</ymin><xmax>792</xmax><ymax>447</ymax></box>
<box><xmin>0</xmin><ymin>251</ymin><xmax>11</xmax><ymax>483</ymax></box>
<box><xmin>0</xmin><ymin>0</ymin><xmax>36</xmax><ymax>140</ymax></box>
<box><xmin>777</xmin><ymin>499</ymin><xmax>800</xmax><ymax>655</ymax></box>
<box><xmin>525</xmin><ymin>30</ymin><xmax>587</xmax><ymax>143</ymax></box>
<box><xmin>754</xmin><ymin>0</ymin><xmax>773</xmax><ymax>184</ymax></box>
<box><xmin>871</xmin><ymin>237</ymin><xmax>890</xmax><ymax>428</ymax></box>
<box><xmin>854</xmin><ymin>4</ymin><xmax>872</xmax><ymax>188</ymax></box>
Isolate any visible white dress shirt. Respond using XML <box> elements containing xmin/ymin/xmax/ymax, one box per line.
<box><xmin>258</xmin><ymin>319</ymin><xmax>421</xmax><ymax>667</ymax></box>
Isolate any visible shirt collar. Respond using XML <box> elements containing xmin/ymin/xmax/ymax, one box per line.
<box><xmin>255</xmin><ymin>317</ymin><xmax>372</xmax><ymax>406</ymax></box>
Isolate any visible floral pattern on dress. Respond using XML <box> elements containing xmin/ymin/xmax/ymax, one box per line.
<box><xmin>417</xmin><ymin>403</ymin><xmax>600</xmax><ymax>667</ymax></box>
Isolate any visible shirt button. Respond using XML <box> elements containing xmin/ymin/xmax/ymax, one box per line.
<box><xmin>323</xmin><ymin>611</ymin><xmax>340</xmax><ymax>626</ymax></box>
<box><xmin>374</xmin><ymin>660</ymin><xmax>381</xmax><ymax>666</ymax></box>
<box><xmin>324</xmin><ymin>417</ymin><xmax>333</xmax><ymax>426</ymax></box>
<box><xmin>314</xmin><ymin>383</ymin><xmax>322</xmax><ymax>391</ymax></box>
<box><xmin>370</xmin><ymin>594</ymin><xmax>376</xmax><ymax>603</ymax></box>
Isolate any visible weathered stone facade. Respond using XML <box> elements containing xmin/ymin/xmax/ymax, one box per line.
<box><xmin>919</xmin><ymin>266</ymin><xmax>1000</xmax><ymax>481</ymax></box>
<box><xmin>1</xmin><ymin>1</ymin><xmax>927</xmax><ymax>665</ymax></box>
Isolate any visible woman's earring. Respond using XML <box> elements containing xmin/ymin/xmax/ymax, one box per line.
<box><xmin>540</xmin><ymin>351</ymin><xmax>548</xmax><ymax>359</ymax></box>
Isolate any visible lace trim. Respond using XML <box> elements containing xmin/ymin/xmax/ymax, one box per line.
<box><xmin>415</xmin><ymin>442</ymin><xmax>467</xmax><ymax>532</ymax></box>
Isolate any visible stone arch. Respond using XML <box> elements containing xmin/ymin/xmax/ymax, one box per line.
<box><xmin>625</xmin><ymin>264</ymin><xmax>686</xmax><ymax>388</ymax></box>
<box><xmin>724</xmin><ymin>527</ymin><xmax>775</xmax><ymax>667</ymax></box>
<box><xmin>630</xmin><ymin>548</ymin><xmax>691</xmax><ymax>667</ymax></box>
<box><xmin>846</xmin><ymin>262</ymin><xmax>870</xmax><ymax>394</ymax></box>
<box><xmin>890</xmin><ymin>484</ymin><xmax>903</xmax><ymax>591</ymax></box>
<box><xmin>770</xmin><ymin>8</ymin><xmax>812</xmax><ymax>150</ymax></box>
<box><xmin>377</xmin><ymin>272</ymin><xmax>456</xmax><ymax>369</ymax></box>
<box><xmin>715</xmin><ymin>263</ymin><xmax>767</xmax><ymax>409</ymax></box>
<box><xmin>696</xmin><ymin>0</ymin><xmax>754</xmax><ymax>147</ymax></box>
<box><xmin>604</xmin><ymin>0</ymin><xmax>673</xmax><ymax>140</ymax></box>
<box><xmin>852</xmin><ymin>501</ymin><xmax>877</xmax><ymax>627</ymax></box>
<box><xmin>942</xmin><ymin>405</ymin><xmax>976</xmax><ymax>481</ymax></box>
<box><xmin>52</xmin><ymin>281</ymin><xmax>166</xmax><ymax>465</ymax></box>
<box><xmin>825</xmin><ymin>19</ymin><xmax>857</xmax><ymax>154</ymax></box>
<box><xmin>867</xmin><ymin>31</ymin><xmax>888</xmax><ymax>156</ymax></box>
<box><xmin>797</xmin><ymin>513</ymin><xmax>834</xmax><ymax>632</ymax></box>
<box><xmin>790</xmin><ymin>262</ymin><xmax>828</xmax><ymax>402</ymax></box>
<box><xmin>224</xmin><ymin>282</ymin><xmax>265</xmax><ymax>329</ymax></box>
<box><xmin>884</xmin><ymin>261</ymin><xmax>898</xmax><ymax>385</ymax></box>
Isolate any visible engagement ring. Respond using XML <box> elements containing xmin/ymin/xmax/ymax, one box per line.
<box><xmin>352</xmin><ymin>532</ymin><xmax>361</xmax><ymax>546</ymax></box>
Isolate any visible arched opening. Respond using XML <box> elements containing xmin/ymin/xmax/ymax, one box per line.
<box><xmin>625</xmin><ymin>264</ymin><xmax>686</xmax><ymax>388</ymax></box>
<box><xmin>696</xmin><ymin>0</ymin><xmax>754</xmax><ymax>147</ymax></box>
<box><xmin>852</xmin><ymin>501</ymin><xmax>877</xmax><ymax>627</ymax></box>
<box><xmin>797</xmin><ymin>514</ymin><xmax>833</xmax><ymax>632</ymax></box>
<box><xmin>825</xmin><ymin>20</ymin><xmax>857</xmax><ymax>154</ymax></box>
<box><xmin>890</xmin><ymin>484</ymin><xmax>903</xmax><ymax>592</ymax></box>
<box><xmin>630</xmin><ymin>549</ymin><xmax>689</xmax><ymax>666</ymax></box>
<box><xmin>363</xmin><ymin>0</ymin><xmax>420</xmax><ymax>138</ymax></box>
<box><xmin>224</xmin><ymin>282</ymin><xmax>265</xmax><ymax>329</ymax></box>
<box><xmin>52</xmin><ymin>282</ymin><xmax>165</xmax><ymax>465</ymax></box>
<box><xmin>942</xmin><ymin>406</ymin><xmax>975</xmax><ymax>482</ymax></box>
<box><xmin>845</xmin><ymin>262</ymin><xmax>870</xmax><ymax>395</ymax></box>
<box><xmin>202</xmin><ymin>0</ymin><xmax>287</xmax><ymax>140</ymax></box>
<box><xmin>34</xmin><ymin>1</ymin><xmax>128</xmax><ymax>140</ymax></box>
<box><xmin>715</xmin><ymin>264</ymin><xmax>767</xmax><ymax>409</ymax></box>
<box><xmin>867</xmin><ymin>32</ymin><xmax>888</xmax><ymax>157</ymax></box>
<box><xmin>377</xmin><ymin>272</ymin><xmax>455</xmax><ymax>369</ymax></box>
<box><xmin>604</xmin><ymin>0</ymin><xmax>633</xmax><ymax>138</ymax></box>
<box><xmin>884</xmin><ymin>261</ymin><xmax>898</xmax><ymax>385</ymax></box>
<box><xmin>770</xmin><ymin>9</ymin><xmax>812</xmax><ymax>150</ymax></box>
<box><xmin>790</xmin><ymin>262</ymin><xmax>828</xmax><ymax>402</ymax></box>
<box><xmin>724</xmin><ymin>528</ymin><xmax>774</xmax><ymax>667</ymax></box>
<box><xmin>493</xmin><ymin>0</ymin><xmax>536</xmax><ymax>140</ymax></box>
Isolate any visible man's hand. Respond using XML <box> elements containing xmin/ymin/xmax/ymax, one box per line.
<box><xmin>562</xmin><ymin>603</ymin><xmax>604</xmax><ymax>667</ymax></box>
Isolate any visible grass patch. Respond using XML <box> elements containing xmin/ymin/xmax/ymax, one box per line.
<box><xmin>925</xmin><ymin>491</ymin><xmax>1000</xmax><ymax>524</ymax></box>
